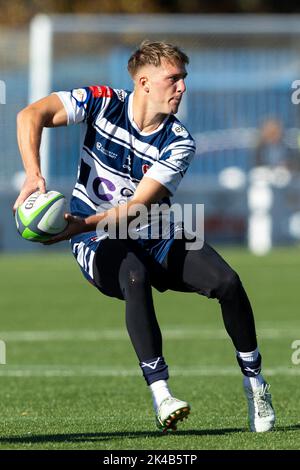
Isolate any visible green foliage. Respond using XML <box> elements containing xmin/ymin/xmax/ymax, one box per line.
<box><xmin>1</xmin><ymin>1</ymin><xmax>299</xmax><ymax>26</ymax></box>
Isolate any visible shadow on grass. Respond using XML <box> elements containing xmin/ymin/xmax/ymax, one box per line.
<box><xmin>1</xmin><ymin>423</ymin><xmax>298</xmax><ymax>445</ymax></box>
<box><xmin>0</xmin><ymin>428</ymin><xmax>246</xmax><ymax>445</ymax></box>
<box><xmin>273</xmin><ymin>424</ymin><xmax>300</xmax><ymax>432</ymax></box>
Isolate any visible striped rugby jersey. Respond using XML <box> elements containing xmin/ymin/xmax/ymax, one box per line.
<box><xmin>55</xmin><ymin>85</ymin><xmax>195</xmax><ymax>254</ymax></box>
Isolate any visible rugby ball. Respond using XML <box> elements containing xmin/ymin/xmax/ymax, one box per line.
<box><xmin>15</xmin><ymin>190</ymin><xmax>68</xmax><ymax>242</ymax></box>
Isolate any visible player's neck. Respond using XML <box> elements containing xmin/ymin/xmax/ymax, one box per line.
<box><xmin>132</xmin><ymin>92</ymin><xmax>167</xmax><ymax>134</ymax></box>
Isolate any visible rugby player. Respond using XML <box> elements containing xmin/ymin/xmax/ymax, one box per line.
<box><xmin>14</xmin><ymin>40</ymin><xmax>275</xmax><ymax>433</ymax></box>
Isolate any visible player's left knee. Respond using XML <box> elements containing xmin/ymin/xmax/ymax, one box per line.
<box><xmin>217</xmin><ymin>270</ymin><xmax>241</xmax><ymax>300</ymax></box>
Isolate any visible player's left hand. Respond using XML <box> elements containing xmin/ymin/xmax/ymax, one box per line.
<box><xmin>43</xmin><ymin>213</ymin><xmax>87</xmax><ymax>245</ymax></box>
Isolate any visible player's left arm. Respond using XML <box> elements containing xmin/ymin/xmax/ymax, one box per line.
<box><xmin>128</xmin><ymin>176</ymin><xmax>170</xmax><ymax>207</ymax></box>
<box><xmin>43</xmin><ymin>177</ymin><xmax>169</xmax><ymax>244</ymax></box>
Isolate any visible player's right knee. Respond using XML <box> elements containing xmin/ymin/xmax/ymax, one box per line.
<box><xmin>119</xmin><ymin>257</ymin><xmax>150</xmax><ymax>293</ymax></box>
<box><xmin>128</xmin><ymin>268</ymin><xmax>148</xmax><ymax>287</ymax></box>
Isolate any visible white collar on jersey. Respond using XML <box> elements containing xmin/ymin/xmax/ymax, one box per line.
<box><xmin>128</xmin><ymin>92</ymin><xmax>169</xmax><ymax>136</ymax></box>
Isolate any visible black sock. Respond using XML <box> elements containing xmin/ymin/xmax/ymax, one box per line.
<box><xmin>139</xmin><ymin>356</ymin><xmax>169</xmax><ymax>385</ymax></box>
<box><xmin>236</xmin><ymin>353</ymin><xmax>262</xmax><ymax>377</ymax></box>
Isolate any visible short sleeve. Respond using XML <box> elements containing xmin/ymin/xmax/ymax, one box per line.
<box><xmin>53</xmin><ymin>85</ymin><xmax>113</xmax><ymax>125</ymax></box>
<box><xmin>145</xmin><ymin>139</ymin><xmax>196</xmax><ymax>195</ymax></box>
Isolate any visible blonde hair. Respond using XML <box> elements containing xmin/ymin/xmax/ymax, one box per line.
<box><xmin>127</xmin><ymin>40</ymin><xmax>189</xmax><ymax>77</ymax></box>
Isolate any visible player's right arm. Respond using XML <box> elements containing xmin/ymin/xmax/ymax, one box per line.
<box><xmin>13</xmin><ymin>94</ymin><xmax>67</xmax><ymax>212</ymax></box>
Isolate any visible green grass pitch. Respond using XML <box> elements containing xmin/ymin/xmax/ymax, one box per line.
<box><xmin>0</xmin><ymin>247</ymin><xmax>299</xmax><ymax>450</ymax></box>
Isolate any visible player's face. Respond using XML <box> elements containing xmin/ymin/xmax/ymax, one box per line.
<box><xmin>145</xmin><ymin>59</ymin><xmax>187</xmax><ymax>115</ymax></box>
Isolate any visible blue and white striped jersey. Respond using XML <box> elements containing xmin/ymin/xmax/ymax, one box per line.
<box><xmin>55</xmin><ymin>85</ymin><xmax>195</xmax><ymax>215</ymax></box>
<box><xmin>55</xmin><ymin>85</ymin><xmax>195</xmax><ymax>263</ymax></box>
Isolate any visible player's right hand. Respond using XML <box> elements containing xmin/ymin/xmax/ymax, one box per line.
<box><xmin>42</xmin><ymin>213</ymin><xmax>87</xmax><ymax>245</ymax></box>
<box><xmin>13</xmin><ymin>174</ymin><xmax>46</xmax><ymax>213</ymax></box>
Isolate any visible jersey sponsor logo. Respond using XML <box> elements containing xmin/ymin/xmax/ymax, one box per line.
<box><xmin>93</xmin><ymin>176</ymin><xmax>116</xmax><ymax>202</ymax></box>
<box><xmin>172</xmin><ymin>122</ymin><xmax>189</xmax><ymax>138</ymax></box>
<box><xmin>89</xmin><ymin>85</ymin><xmax>112</xmax><ymax>98</ymax></box>
<box><xmin>72</xmin><ymin>88</ymin><xmax>88</xmax><ymax>106</ymax></box>
<box><xmin>120</xmin><ymin>187</ymin><xmax>134</xmax><ymax>198</ymax></box>
<box><xmin>96</xmin><ymin>141</ymin><xmax>117</xmax><ymax>159</ymax></box>
<box><xmin>115</xmin><ymin>89</ymin><xmax>126</xmax><ymax>102</ymax></box>
<box><xmin>123</xmin><ymin>155</ymin><xmax>132</xmax><ymax>172</ymax></box>
<box><xmin>142</xmin><ymin>164</ymin><xmax>150</xmax><ymax>174</ymax></box>
<box><xmin>78</xmin><ymin>159</ymin><xmax>136</xmax><ymax>204</ymax></box>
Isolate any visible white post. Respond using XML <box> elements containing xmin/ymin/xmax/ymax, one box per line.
<box><xmin>29</xmin><ymin>14</ymin><xmax>53</xmax><ymax>181</ymax></box>
<box><xmin>247</xmin><ymin>168</ymin><xmax>273</xmax><ymax>255</ymax></box>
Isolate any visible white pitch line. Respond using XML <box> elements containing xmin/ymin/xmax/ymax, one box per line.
<box><xmin>0</xmin><ymin>365</ymin><xmax>298</xmax><ymax>377</ymax></box>
<box><xmin>0</xmin><ymin>327</ymin><xmax>299</xmax><ymax>342</ymax></box>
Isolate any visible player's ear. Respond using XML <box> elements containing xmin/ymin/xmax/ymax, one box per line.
<box><xmin>140</xmin><ymin>76</ymin><xmax>150</xmax><ymax>93</ymax></box>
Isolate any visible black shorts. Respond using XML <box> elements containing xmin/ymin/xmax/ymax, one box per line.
<box><xmin>92</xmin><ymin>235</ymin><xmax>234</xmax><ymax>301</ymax></box>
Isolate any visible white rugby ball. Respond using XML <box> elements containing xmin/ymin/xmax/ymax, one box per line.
<box><xmin>15</xmin><ymin>190</ymin><xmax>68</xmax><ymax>242</ymax></box>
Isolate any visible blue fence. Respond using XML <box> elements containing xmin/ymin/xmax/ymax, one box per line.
<box><xmin>1</xmin><ymin>26</ymin><xmax>300</xmax><ymax>251</ymax></box>
<box><xmin>48</xmin><ymin>47</ymin><xmax>299</xmax><ymax>178</ymax></box>
<box><xmin>1</xmin><ymin>45</ymin><xmax>299</xmax><ymax>186</ymax></box>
